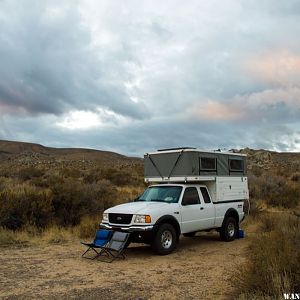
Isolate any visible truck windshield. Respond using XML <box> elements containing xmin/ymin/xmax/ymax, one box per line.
<box><xmin>137</xmin><ymin>186</ymin><xmax>182</xmax><ymax>203</ymax></box>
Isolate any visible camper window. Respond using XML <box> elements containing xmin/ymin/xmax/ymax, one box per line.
<box><xmin>200</xmin><ymin>157</ymin><xmax>216</xmax><ymax>171</ymax></box>
<box><xmin>229</xmin><ymin>159</ymin><xmax>243</xmax><ymax>171</ymax></box>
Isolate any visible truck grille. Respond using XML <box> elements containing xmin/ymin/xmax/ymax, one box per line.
<box><xmin>108</xmin><ymin>213</ymin><xmax>133</xmax><ymax>225</ymax></box>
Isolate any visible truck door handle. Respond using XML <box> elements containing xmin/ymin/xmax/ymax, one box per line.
<box><xmin>200</xmin><ymin>207</ymin><xmax>204</xmax><ymax>210</ymax></box>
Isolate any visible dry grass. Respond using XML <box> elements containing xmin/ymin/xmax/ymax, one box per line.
<box><xmin>236</xmin><ymin>212</ymin><xmax>300</xmax><ymax>299</ymax></box>
<box><xmin>0</xmin><ymin>227</ymin><xmax>30</xmax><ymax>247</ymax></box>
<box><xmin>0</xmin><ymin>216</ymin><xmax>104</xmax><ymax>247</ymax></box>
<box><xmin>41</xmin><ymin>226</ymin><xmax>74</xmax><ymax>244</ymax></box>
<box><xmin>248</xmin><ymin>174</ymin><xmax>300</xmax><ymax>209</ymax></box>
<box><xmin>74</xmin><ymin>215</ymin><xmax>100</xmax><ymax>239</ymax></box>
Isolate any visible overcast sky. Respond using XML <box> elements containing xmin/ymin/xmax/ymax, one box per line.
<box><xmin>0</xmin><ymin>0</ymin><xmax>299</xmax><ymax>156</ymax></box>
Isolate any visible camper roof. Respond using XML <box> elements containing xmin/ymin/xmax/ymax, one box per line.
<box><xmin>144</xmin><ymin>148</ymin><xmax>247</xmax><ymax>182</ymax></box>
<box><xmin>146</xmin><ymin>148</ymin><xmax>246</xmax><ymax>157</ymax></box>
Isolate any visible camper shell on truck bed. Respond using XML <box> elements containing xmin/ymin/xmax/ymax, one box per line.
<box><xmin>144</xmin><ymin>148</ymin><xmax>247</xmax><ymax>181</ymax></box>
<box><xmin>144</xmin><ymin>148</ymin><xmax>248</xmax><ymax>204</ymax></box>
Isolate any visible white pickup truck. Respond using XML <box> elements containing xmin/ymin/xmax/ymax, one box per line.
<box><xmin>100</xmin><ymin>148</ymin><xmax>249</xmax><ymax>255</ymax></box>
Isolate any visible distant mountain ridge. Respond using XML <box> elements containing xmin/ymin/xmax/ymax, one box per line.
<box><xmin>0</xmin><ymin>140</ymin><xmax>141</xmax><ymax>166</ymax></box>
<box><xmin>0</xmin><ymin>140</ymin><xmax>299</xmax><ymax>171</ymax></box>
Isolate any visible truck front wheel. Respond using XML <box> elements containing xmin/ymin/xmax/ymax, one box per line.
<box><xmin>152</xmin><ymin>223</ymin><xmax>177</xmax><ymax>255</ymax></box>
<box><xmin>220</xmin><ymin>217</ymin><xmax>238</xmax><ymax>241</ymax></box>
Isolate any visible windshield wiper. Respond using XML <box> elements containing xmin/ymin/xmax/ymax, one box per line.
<box><xmin>150</xmin><ymin>199</ymin><xmax>166</xmax><ymax>202</ymax></box>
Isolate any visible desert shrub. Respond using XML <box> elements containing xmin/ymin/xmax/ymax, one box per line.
<box><xmin>51</xmin><ymin>179</ymin><xmax>117</xmax><ymax>226</ymax></box>
<box><xmin>0</xmin><ymin>227</ymin><xmax>29</xmax><ymax>246</ymax></box>
<box><xmin>0</xmin><ymin>183</ymin><xmax>54</xmax><ymax>230</ymax></box>
<box><xmin>116</xmin><ymin>186</ymin><xmax>144</xmax><ymax>205</ymax></box>
<box><xmin>237</xmin><ymin>214</ymin><xmax>300</xmax><ymax>298</ymax></box>
<box><xmin>291</xmin><ymin>173</ymin><xmax>300</xmax><ymax>182</ymax></box>
<box><xmin>84</xmin><ymin>166</ymin><xmax>142</xmax><ymax>186</ymax></box>
<box><xmin>106</xmin><ymin>169</ymin><xmax>137</xmax><ymax>186</ymax></box>
<box><xmin>266</xmin><ymin>188</ymin><xmax>299</xmax><ymax>208</ymax></box>
<box><xmin>248</xmin><ymin>199</ymin><xmax>264</xmax><ymax>218</ymax></box>
<box><xmin>248</xmin><ymin>174</ymin><xmax>299</xmax><ymax>208</ymax></box>
<box><xmin>75</xmin><ymin>215</ymin><xmax>99</xmax><ymax>239</ymax></box>
<box><xmin>83</xmin><ymin>167</ymin><xmax>106</xmax><ymax>183</ymax></box>
<box><xmin>18</xmin><ymin>166</ymin><xmax>44</xmax><ymax>181</ymax></box>
<box><xmin>42</xmin><ymin>226</ymin><xmax>71</xmax><ymax>244</ymax></box>
<box><xmin>249</xmin><ymin>165</ymin><xmax>263</xmax><ymax>177</ymax></box>
<box><xmin>0</xmin><ymin>165</ymin><xmax>14</xmax><ymax>177</ymax></box>
<box><xmin>59</xmin><ymin>167</ymin><xmax>82</xmax><ymax>179</ymax></box>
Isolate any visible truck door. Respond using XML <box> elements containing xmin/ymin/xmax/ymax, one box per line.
<box><xmin>197</xmin><ymin>187</ymin><xmax>215</xmax><ymax>229</ymax></box>
<box><xmin>180</xmin><ymin>187</ymin><xmax>203</xmax><ymax>233</ymax></box>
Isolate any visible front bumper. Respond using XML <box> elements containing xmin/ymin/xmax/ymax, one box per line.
<box><xmin>100</xmin><ymin>223</ymin><xmax>156</xmax><ymax>244</ymax></box>
<box><xmin>100</xmin><ymin>222</ymin><xmax>154</xmax><ymax>232</ymax></box>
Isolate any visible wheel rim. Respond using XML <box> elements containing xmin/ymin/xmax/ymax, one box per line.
<box><xmin>161</xmin><ymin>230</ymin><xmax>173</xmax><ymax>249</ymax></box>
<box><xmin>227</xmin><ymin>222</ymin><xmax>235</xmax><ymax>237</ymax></box>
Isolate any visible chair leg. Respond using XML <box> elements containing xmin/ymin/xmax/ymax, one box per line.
<box><xmin>82</xmin><ymin>247</ymin><xmax>91</xmax><ymax>257</ymax></box>
<box><xmin>92</xmin><ymin>248</ymin><xmax>110</xmax><ymax>260</ymax></box>
<box><xmin>108</xmin><ymin>251</ymin><xmax>126</xmax><ymax>263</ymax></box>
<box><xmin>82</xmin><ymin>247</ymin><xmax>102</xmax><ymax>259</ymax></box>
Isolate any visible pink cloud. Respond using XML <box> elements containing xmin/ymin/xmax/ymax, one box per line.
<box><xmin>246</xmin><ymin>50</ymin><xmax>300</xmax><ymax>87</ymax></box>
<box><xmin>191</xmin><ymin>100</ymin><xmax>246</xmax><ymax>121</ymax></box>
<box><xmin>190</xmin><ymin>86</ymin><xmax>300</xmax><ymax>123</ymax></box>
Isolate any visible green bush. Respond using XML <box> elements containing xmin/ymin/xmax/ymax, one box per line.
<box><xmin>0</xmin><ymin>183</ymin><xmax>54</xmax><ymax>229</ymax></box>
<box><xmin>51</xmin><ymin>179</ymin><xmax>117</xmax><ymax>226</ymax></box>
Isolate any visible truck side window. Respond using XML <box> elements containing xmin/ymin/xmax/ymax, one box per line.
<box><xmin>182</xmin><ymin>187</ymin><xmax>200</xmax><ymax>206</ymax></box>
<box><xmin>200</xmin><ymin>187</ymin><xmax>211</xmax><ymax>203</ymax></box>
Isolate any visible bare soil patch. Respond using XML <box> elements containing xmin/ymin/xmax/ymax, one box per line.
<box><xmin>0</xmin><ymin>232</ymin><xmax>248</xmax><ymax>300</ymax></box>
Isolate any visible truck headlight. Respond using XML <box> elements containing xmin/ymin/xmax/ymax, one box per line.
<box><xmin>134</xmin><ymin>215</ymin><xmax>151</xmax><ymax>223</ymax></box>
<box><xmin>102</xmin><ymin>213</ymin><xmax>108</xmax><ymax>222</ymax></box>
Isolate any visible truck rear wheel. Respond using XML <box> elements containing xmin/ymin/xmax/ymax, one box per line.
<box><xmin>220</xmin><ymin>217</ymin><xmax>238</xmax><ymax>241</ymax></box>
<box><xmin>152</xmin><ymin>223</ymin><xmax>177</xmax><ymax>255</ymax></box>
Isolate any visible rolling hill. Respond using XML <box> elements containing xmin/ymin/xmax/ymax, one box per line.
<box><xmin>0</xmin><ymin>139</ymin><xmax>299</xmax><ymax>173</ymax></box>
<box><xmin>0</xmin><ymin>140</ymin><xmax>141</xmax><ymax>167</ymax></box>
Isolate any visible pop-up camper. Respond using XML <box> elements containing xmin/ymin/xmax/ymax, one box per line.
<box><xmin>101</xmin><ymin>148</ymin><xmax>249</xmax><ymax>255</ymax></box>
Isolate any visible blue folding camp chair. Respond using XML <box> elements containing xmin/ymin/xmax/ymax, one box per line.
<box><xmin>97</xmin><ymin>231</ymin><xmax>131</xmax><ymax>263</ymax></box>
<box><xmin>81</xmin><ymin>229</ymin><xmax>112</xmax><ymax>260</ymax></box>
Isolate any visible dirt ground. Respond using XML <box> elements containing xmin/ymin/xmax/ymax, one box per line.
<box><xmin>0</xmin><ymin>232</ymin><xmax>248</xmax><ymax>300</ymax></box>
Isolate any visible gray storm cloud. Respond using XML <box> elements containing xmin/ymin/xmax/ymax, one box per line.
<box><xmin>0</xmin><ymin>1</ymin><xmax>148</xmax><ymax>119</ymax></box>
<box><xmin>0</xmin><ymin>0</ymin><xmax>299</xmax><ymax>155</ymax></box>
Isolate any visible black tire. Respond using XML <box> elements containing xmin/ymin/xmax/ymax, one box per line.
<box><xmin>152</xmin><ymin>223</ymin><xmax>177</xmax><ymax>255</ymax></box>
<box><xmin>220</xmin><ymin>217</ymin><xmax>238</xmax><ymax>241</ymax></box>
<box><xmin>183</xmin><ymin>232</ymin><xmax>196</xmax><ymax>237</ymax></box>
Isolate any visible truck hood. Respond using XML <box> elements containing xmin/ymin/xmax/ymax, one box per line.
<box><xmin>105</xmin><ymin>201</ymin><xmax>172</xmax><ymax>215</ymax></box>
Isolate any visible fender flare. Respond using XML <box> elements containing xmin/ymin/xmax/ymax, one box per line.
<box><xmin>221</xmin><ymin>208</ymin><xmax>239</xmax><ymax>228</ymax></box>
<box><xmin>154</xmin><ymin>215</ymin><xmax>181</xmax><ymax>239</ymax></box>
